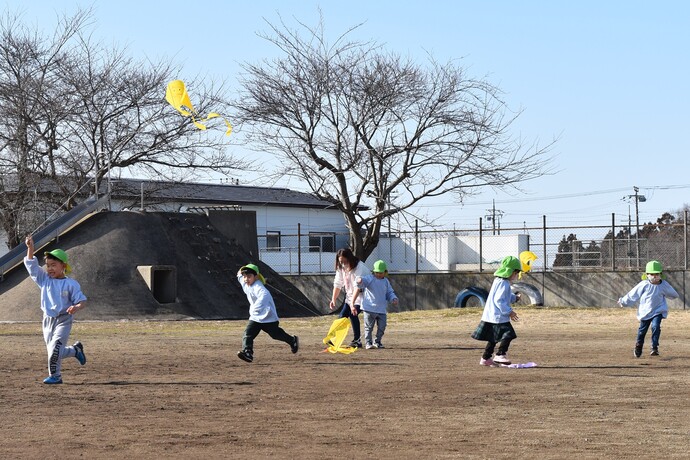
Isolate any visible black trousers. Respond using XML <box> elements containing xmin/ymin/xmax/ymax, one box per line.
<box><xmin>242</xmin><ymin>320</ymin><xmax>294</xmax><ymax>352</ymax></box>
<box><xmin>482</xmin><ymin>339</ymin><xmax>512</xmax><ymax>360</ymax></box>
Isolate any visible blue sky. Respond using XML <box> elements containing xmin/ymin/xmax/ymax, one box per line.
<box><xmin>5</xmin><ymin>1</ymin><xmax>690</xmax><ymax>230</ymax></box>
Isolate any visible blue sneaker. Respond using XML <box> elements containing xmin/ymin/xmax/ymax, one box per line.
<box><xmin>43</xmin><ymin>375</ymin><xmax>63</xmax><ymax>384</ymax></box>
<box><xmin>74</xmin><ymin>341</ymin><xmax>86</xmax><ymax>365</ymax></box>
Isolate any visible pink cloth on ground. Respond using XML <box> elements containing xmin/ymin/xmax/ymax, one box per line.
<box><xmin>505</xmin><ymin>362</ymin><xmax>538</xmax><ymax>368</ymax></box>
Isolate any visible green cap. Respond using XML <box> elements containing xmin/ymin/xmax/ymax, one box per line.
<box><xmin>241</xmin><ymin>263</ymin><xmax>266</xmax><ymax>284</ymax></box>
<box><xmin>645</xmin><ymin>260</ymin><xmax>663</xmax><ymax>274</ymax></box>
<box><xmin>372</xmin><ymin>260</ymin><xmax>388</xmax><ymax>273</ymax></box>
<box><xmin>493</xmin><ymin>256</ymin><xmax>521</xmax><ymax>279</ymax></box>
<box><xmin>44</xmin><ymin>249</ymin><xmax>72</xmax><ymax>274</ymax></box>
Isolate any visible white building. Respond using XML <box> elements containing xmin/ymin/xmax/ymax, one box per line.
<box><xmin>107</xmin><ymin>178</ymin><xmax>351</xmax><ymax>255</ymax></box>
<box><xmin>365</xmin><ymin>233</ymin><xmax>530</xmax><ymax>273</ymax></box>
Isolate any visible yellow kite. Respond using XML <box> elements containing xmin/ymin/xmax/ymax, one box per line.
<box><xmin>322</xmin><ymin>317</ymin><xmax>357</xmax><ymax>354</ymax></box>
<box><xmin>518</xmin><ymin>251</ymin><xmax>538</xmax><ymax>279</ymax></box>
<box><xmin>165</xmin><ymin>80</ymin><xmax>232</xmax><ymax>135</ymax></box>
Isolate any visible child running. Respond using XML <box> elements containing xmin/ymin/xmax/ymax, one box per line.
<box><xmin>353</xmin><ymin>260</ymin><xmax>399</xmax><ymax>349</ymax></box>
<box><xmin>236</xmin><ymin>263</ymin><xmax>299</xmax><ymax>363</ymax></box>
<box><xmin>471</xmin><ymin>255</ymin><xmax>521</xmax><ymax>366</ymax></box>
<box><xmin>618</xmin><ymin>260</ymin><xmax>679</xmax><ymax>357</ymax></box>
<box><xmin>24</xmin><ymin>235</ymin><xmax>87</xmax><ymax>384</ymax></box>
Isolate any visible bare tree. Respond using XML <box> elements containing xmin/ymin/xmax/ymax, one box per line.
<box><xmin>58</xmin><ymin>33</ymin><xmax>241</xmax><ymax>191</ymax></box>
<box><xmin>234</xmin><ymin>16</ymin><xmax>555</xmax><ymax>259</ymax></box>
<box><xmin>0</xmin><ymin>9</ymin><xmax>88</xmax><ymax>248</ymax></box>
<box><xmin>0</xmin><ymin>8</ymin><xmax>242</xmax><ymax>249</ymax></box>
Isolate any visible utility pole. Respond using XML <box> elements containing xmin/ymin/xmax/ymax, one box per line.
<box><xmin>485</xmin><ymin>200</ymin><xmax>504</xmax><ymax>236</ymax></box>
<box><xmin>624</xmin><ymin>186</ymin><xmax>646</xmax><ymax>269</ymax></box>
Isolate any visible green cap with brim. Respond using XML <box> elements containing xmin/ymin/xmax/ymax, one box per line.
<box><xmin>641</xmin><ymin>260</ymin><xmax>665</xmax><ymax>280</ymax></box>
<box><xmin>372</xmin><ymin>260</ymin><xmax>388</xmax><ymax>273</ymax></box>
<box><xmin>44</xmin><ymin>249</ymin><xmax>72</xmax><ymax>274</ymax></box>
<box><xmin>241</xmin><ymin>263</ymin><xmax>266</xmax><ymax>284</ymax></box>
<box><xmin>645</xmin><ymin>260</ymin><xmax>663</xmax><ymax>274</ymax></box>
<box><xmin>493</xmin><ymin>255</ymin><xmax>521</xmax><ymax>279</ymax></box>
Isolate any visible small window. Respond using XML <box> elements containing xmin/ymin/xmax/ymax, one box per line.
<box><xmin>309</xmin><ymin>232</ymin><xmax>335</xmax><ymax>253</ymax></box>
<box><xmin>266</xmin><ymin>231</ymin><xmax>281</xmax><ymax>252</ymax></box>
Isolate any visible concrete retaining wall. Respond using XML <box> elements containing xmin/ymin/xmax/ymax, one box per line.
<box><xmin>285</xmin><ymin>270</ymin><xmax>689</xmax><ymax>314</ymax></box>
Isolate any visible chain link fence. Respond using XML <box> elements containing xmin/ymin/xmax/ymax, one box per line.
<box><xmin>258</xmin><ymin>212</ymin><xmax>690</xmax><ymax>275</ymax></box>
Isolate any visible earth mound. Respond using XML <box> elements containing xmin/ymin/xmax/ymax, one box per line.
<box><xmin>0</xmin><ymin>211</ymin><xmax>319</xmax><ymax>321</ymax></box>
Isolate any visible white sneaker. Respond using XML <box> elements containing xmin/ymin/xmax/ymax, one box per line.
<box><xmin>493</xmin><ymin>355</ymin><xmax>511</xmax><ymax>365</ymax></box>
<box><xmin>365</xmin><ymin>344</ymin><xmax>374</xmax><ymax>349</ymax></box>
<box><xmin>479</xmin><ymin>358</ymin><xmax>495</xmax><ymax>366</ymax></box>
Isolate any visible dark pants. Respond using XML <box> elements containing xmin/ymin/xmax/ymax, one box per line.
<box><xmin>242</xmin><ymin>320</ymin><xmax>294</xmax><ymax>352</ymax></box>
<box><xmin>482</xmin><ymin>339</ymin><xmax>512</xmax><ymax>360</ymax></box>
<box><xmin>338</xmin><ymin>302</ymin><xmax>361</xmax><ymax>342</ymax></box>
<box><xmin>636</xmin><ymin>314</ymin><xmax>663</xmax><ymax>350</ymax></box>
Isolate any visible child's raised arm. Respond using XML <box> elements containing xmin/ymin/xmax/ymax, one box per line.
<box><xmin>25</xmin><ymin>235</ymin><xmax>34</xmax><ymax>259</ymax></box>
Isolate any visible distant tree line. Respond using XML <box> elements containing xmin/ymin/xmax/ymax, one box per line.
<box><xmin>553</xmin><ymin>209</ymin><xmax>689</xmax><ymax>270</ymax></box>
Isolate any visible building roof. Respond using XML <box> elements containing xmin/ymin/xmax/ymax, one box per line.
<box><xmin>110</xmin><ymin>178</ymin><xmax>338</xmax><ymax>209</ymax></box>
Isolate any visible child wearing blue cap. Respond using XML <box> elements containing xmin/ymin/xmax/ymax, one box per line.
<box><xmin>353</xmin><ymin>260</ymin><xmax>398</xmax><ymax>349</ymax></box>
<box><xmin>236</xmin><ymin>263</ymin><xmax>299</xmax><ymax>363</ymax></box>
<box><xmin>24</xmin><ymin>235</ymin><xmax>87</xmax><ymax>384</ymax></box>
<box><xmin>471</xmin><ymin>255</ymin><xmax>522</xmax><ymax>366</ymax></box>
<box><xmin>618</xmin><ymin>260</ymin><xmax>679</xmax><ymax>357</ymax></box>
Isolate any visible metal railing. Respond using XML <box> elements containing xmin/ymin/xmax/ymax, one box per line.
<box><xmin>0</xmin><ymin>194</ymin><xmax>110</xmax><ymax>280</ymax></box>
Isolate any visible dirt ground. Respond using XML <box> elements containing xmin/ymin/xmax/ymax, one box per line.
<box><xmin>2</xmin><ymin>307</ymin><xmax>690</xmax><ymax>459</ymax></box>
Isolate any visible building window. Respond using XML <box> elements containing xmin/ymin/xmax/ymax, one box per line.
<box><xmin>266</xmin><ymin>231</ymin><xmax>281</xmax><ymax>252</ymax></box>
<box><xmin>309</xmin><ymin>232</ymin><xmax>335</xmax><ymax>252</ymax></box>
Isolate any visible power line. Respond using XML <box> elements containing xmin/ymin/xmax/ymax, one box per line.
<box><xmin>425</xmin><ymin>184</ymin><xmax>690</xmax><ymax>209</ymax></box>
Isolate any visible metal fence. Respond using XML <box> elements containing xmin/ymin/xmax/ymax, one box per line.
<box><xmin>258</xmin><ymin>212</ymin><xmax>690</xmax><ymax>275</ymax></box>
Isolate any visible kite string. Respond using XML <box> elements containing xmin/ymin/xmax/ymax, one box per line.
<box><xmin>30</xmin><ymin>178</ymin><xmax>99</xmax><ymax>236</ymax></box>
<box><xmin>266</xmin><ymin>283</ymin><xmax>323</xmax><ymax>316</ymax></box>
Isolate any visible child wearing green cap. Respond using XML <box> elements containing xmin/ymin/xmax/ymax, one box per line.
<box><xmin>618</xmin><ymin>260</ymin><xmax>679</xmax><ymax>357</ymax></box>
<box><xmin>471</xmin><ymin>255</ymin><xmax>522</xmax><ymax>366</ymax></box>
<box><xmin>23</xmin><ymin>235</ymin><xmax>87</xmax><ymax>384</ymax></box>
<box><xmin>236</xmin><ymin>263</ymin><xmax>299</xmax><ymax>363</ymax></box>
<box><xmin>353</xmin><ymin>260</ymin><xmax>399</xmax><ymax>349</ymax></box>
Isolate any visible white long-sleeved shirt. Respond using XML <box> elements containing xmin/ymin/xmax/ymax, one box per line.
<box><xmin>237</xmin><ymin>275</ymin><xmax>280</xmax><ymax>323</ymax></box>
<box><xmin>333</xmin><ymin>262</ymin><xmax>371</xmax><ymax>306</ymax></box>
<box><xmin>480</xmin><ymin>277</ymin><xmax>516</xmax><ymax>324</ymax></box>
<box><xmin>619</xmin><ymin>279</ymin><xmax>679</xmax><ymax>321</ymax></box>
<box><xmin>24</xmin><ymin>257</ymin><xmax>87</xmax><ymax>317</ymax></box>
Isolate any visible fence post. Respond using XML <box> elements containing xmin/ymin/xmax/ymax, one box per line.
<box><xmin>479</xmin><ymin>217</ymin><xmax>483</xmax><ymax>272</ymax></box>
<box><xmin>683</xmin><ymin>209</ymin><xmax>688</xmax><ymax>270</ymax></box>
<box><xmin>542</xmin><ymin>215</ymin><xmax>547</xmax><ymax>269</ymax></box>
<box><xmin>298</xmin><ymin>223</ymin><xmax>301</xmax><ymax>276</ymax></box>
<box><xmin>414</xmin><ymin>219</ymin><xmax>419</xmax><ymax>311</ymax></box>
<box><xmin>683</xmin><ymin>210</ymin><xmax>688</xmax><ymax>310</ymax></box>
<box><xmin>415</xmin><ymin>220</ymin><xmax>419</xmax><ymax>274</ymax></box>
<box><xmin>541</xmin><ymin>215</ymin><xmax>546</xmax><ymax>306</ymax></box>
<box><xmin>611</xmin><ymin>213</ymin><xmax>616</xmax><ymax>271</ymax></box>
